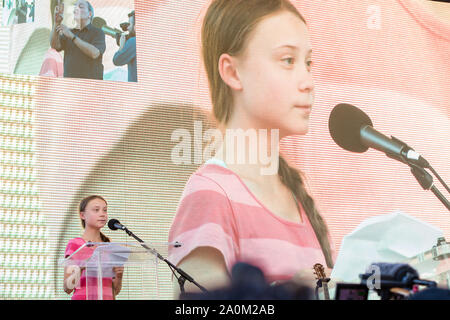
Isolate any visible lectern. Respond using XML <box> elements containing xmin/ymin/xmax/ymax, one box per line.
<box><xmin>60</xmin><ymin>242</ymin><xmax>170</xmax><ymax>300</ymax></box>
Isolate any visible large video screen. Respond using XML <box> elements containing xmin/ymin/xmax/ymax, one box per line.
<box><xmin>1</xmin><ymin>0</ymin><xmax>136</xmax><ymax>81</ymax></box>
<box><xmin>0</xmin><ymin>0</ymin><xmax>449</xmax><ymax>299</ymax></box>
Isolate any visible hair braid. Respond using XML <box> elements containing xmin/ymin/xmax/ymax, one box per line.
<box><xmin>278</xmin><ymin>156</ymin><xmax>333</xmax><ymax>268</ymax></box>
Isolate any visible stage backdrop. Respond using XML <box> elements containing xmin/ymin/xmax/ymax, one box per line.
<box><xmin>0</xmin><ymin>0</ymin><xmax>449</xmax><ymax>299</ymax></box>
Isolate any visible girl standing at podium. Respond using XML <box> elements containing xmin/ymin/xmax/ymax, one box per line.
<box><xmin>168</xmin><ymin>0</ymin><xmax>334</xmax><ymax>294</ymax></box>
<box><xmin>63</xmin><ymin>195</ymin><xmax>124</xmax><ymax>300</ymax></box>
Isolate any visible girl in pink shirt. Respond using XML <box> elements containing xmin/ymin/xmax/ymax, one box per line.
<box><xmin>168</xmin><ymin>0</ymin><xmax>334</xmax><ymax>295</ymax></box>
<box><xmin>64</xmin><ymin>195</ymin><xmax>124</xmax><ymax>300</ymax></box>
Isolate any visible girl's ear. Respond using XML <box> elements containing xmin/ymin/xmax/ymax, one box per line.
<box><xmin>79</xmin><ymin>211</ymin><xmax>85</xmax><ymax>221</ymax></box>
<box><xmin>218</xmin><ymin>53</ymin><xmax>243</xmax><ymax>91</ymax></box>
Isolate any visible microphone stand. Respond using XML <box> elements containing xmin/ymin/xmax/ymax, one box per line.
<box><xmin>119</xmin><ymin>226</ymin><xmax>208</xmax><ymax>293</ymax></box>
<box><xmin>314</xmin><ymin>277</ymin><xmax>330</xmax><ymax>300</ymax></box>
<box><xmin>390</xmin><ymin>136</ymin><xmax>450</xmax><ymax>211</ymax></box>
<box><xmin>409</xmin><ymin>163</ymin><xmax>450</xmax><ymax>211</ymax></box>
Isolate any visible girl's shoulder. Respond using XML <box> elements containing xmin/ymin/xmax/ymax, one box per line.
<box><xmin>189</xmin><ymin>161</ymin><xmax>238</xmax><ymax>190</ymax></box>
<box><xmin>68</xmin><ymin>237</ymin><xmax>85</xmax><ymax>243</ymax></box>
<box><xmin>64</xmin><ymin>237</ymin><xmax>87</xmax><ymax>258</ymax></box>
<box><xmin>66</xmin><ymin>237</ymin><xmax>86</xmax><ymax>248</ymax></box>
<box><xmin>182</xmin><ymin>161</ymin><xmax>256</xmax><ymax>209</ymax></box>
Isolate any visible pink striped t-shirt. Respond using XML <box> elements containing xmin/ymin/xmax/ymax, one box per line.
<box><xmin>168</xmin><ymin>162</ymin><xmax>331</xmax><ymax>283</ymax></box>
<box><xmin>39</xmin><ymin>48</ymin><xmax>64</xmax><ymax>78</ymax></box>
<box><xmin>64</xmin><ymin>237</ymin><xmax>114</xmax><ymax>300</ymax></box>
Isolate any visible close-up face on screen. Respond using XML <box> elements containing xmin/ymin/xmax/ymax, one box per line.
<box><xmin>0</xmin><ymin>0</ymin><xmax>449</xmax><ymax>302</ymax></box>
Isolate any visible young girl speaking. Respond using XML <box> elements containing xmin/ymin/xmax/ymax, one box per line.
<box><xmin>169</xmin><ymin>0</ymin><xmax>334</xmax><ymax>294</ymax></box>
<box><xmin>64</xmin><ymin>195</ymin><xmax>124</xmax><ymax>300</ymax></box>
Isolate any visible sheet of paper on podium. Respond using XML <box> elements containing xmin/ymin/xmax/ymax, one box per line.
<box><xmin>331</xmin><ymin>211</ymin><xmax>443</xmax><ymax>283</ymax></box>
<box><xmin>87</xmin><ymin>243</ymin><xmax>131</xmax><ymax>278</ymax></box>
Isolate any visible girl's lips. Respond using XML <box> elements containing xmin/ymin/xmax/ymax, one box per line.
<box><xmin>294</xmin><ymin>104</ymin><xmax>312</xmax><ymax>109</ymax></box>
<box><xmin>294</xmin><ymin>105</ymin><xmax>312</xmax><ymax>113</ymax></box>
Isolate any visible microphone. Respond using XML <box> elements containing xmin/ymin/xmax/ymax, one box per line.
<box><xmin>108</xmin><ymin>218</ymin><xmax>125</xmax><ymax>231</ymax></box>
<box><xmin>92</xmin><ymin>17</ymin><xmax>124</xmax><ymax>46</ymax></box>
<box><xmin>328</xmin><ymin>103</ymin><xmax>429</xmax><ymax>168</ymax></box>
<box><xmin>328</xmin><ymin>103</ymin><xmax>450</xmax><ymax>211</ymax></box>
<box><xmin>92</xmin><ymin>17</ymin><xmax>121</xmax><ymax>37</ymax></box>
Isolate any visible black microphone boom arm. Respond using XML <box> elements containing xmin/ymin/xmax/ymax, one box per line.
<box><xmin>110</xmin><ymin>221</ymin><xmax>208</xmax><ymax>293</ymax></box>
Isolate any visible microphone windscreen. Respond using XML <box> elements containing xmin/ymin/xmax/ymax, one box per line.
<box><xmin>328</xmin><ymin>103</ymin><xmax>373</xmax><ymax>153</ymax></box>
<box><xmin>108</xmin><ymin>218</ymin><xmax>120</xmax><ymax>231</ymax></box>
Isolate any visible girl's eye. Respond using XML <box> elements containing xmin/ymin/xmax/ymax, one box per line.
<box><xmin>283</xmin><ymin>57</ymin><xmax>295</xmax><ymax>65</ymax></box>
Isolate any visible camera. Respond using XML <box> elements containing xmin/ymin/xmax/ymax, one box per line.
<box><xmin>92</xmin><ymin>10</ymin><xmax>135</xmax><ymax>47</ymax></box>
<box><xmin>335</xmin><ymin>263</ymin><xmax>439</xmax><ymax>300</ymax></box>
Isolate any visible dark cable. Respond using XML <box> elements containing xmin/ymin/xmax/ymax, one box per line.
<box><xmin>429</xmin><ymin>165</ymin><xmax>450</xmax><ymax>194</ymax></box>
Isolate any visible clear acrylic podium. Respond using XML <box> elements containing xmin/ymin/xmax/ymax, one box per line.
<box><xmin>60</xmin><ymin>241</ymin><xmax>173</xmax><ymax>300</ymax></box>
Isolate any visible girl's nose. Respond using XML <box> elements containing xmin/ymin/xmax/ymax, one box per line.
<box><xmin>297</xmin><ymin>72</ymin><xmax>314</xmax><ymax>93</ymax></box>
